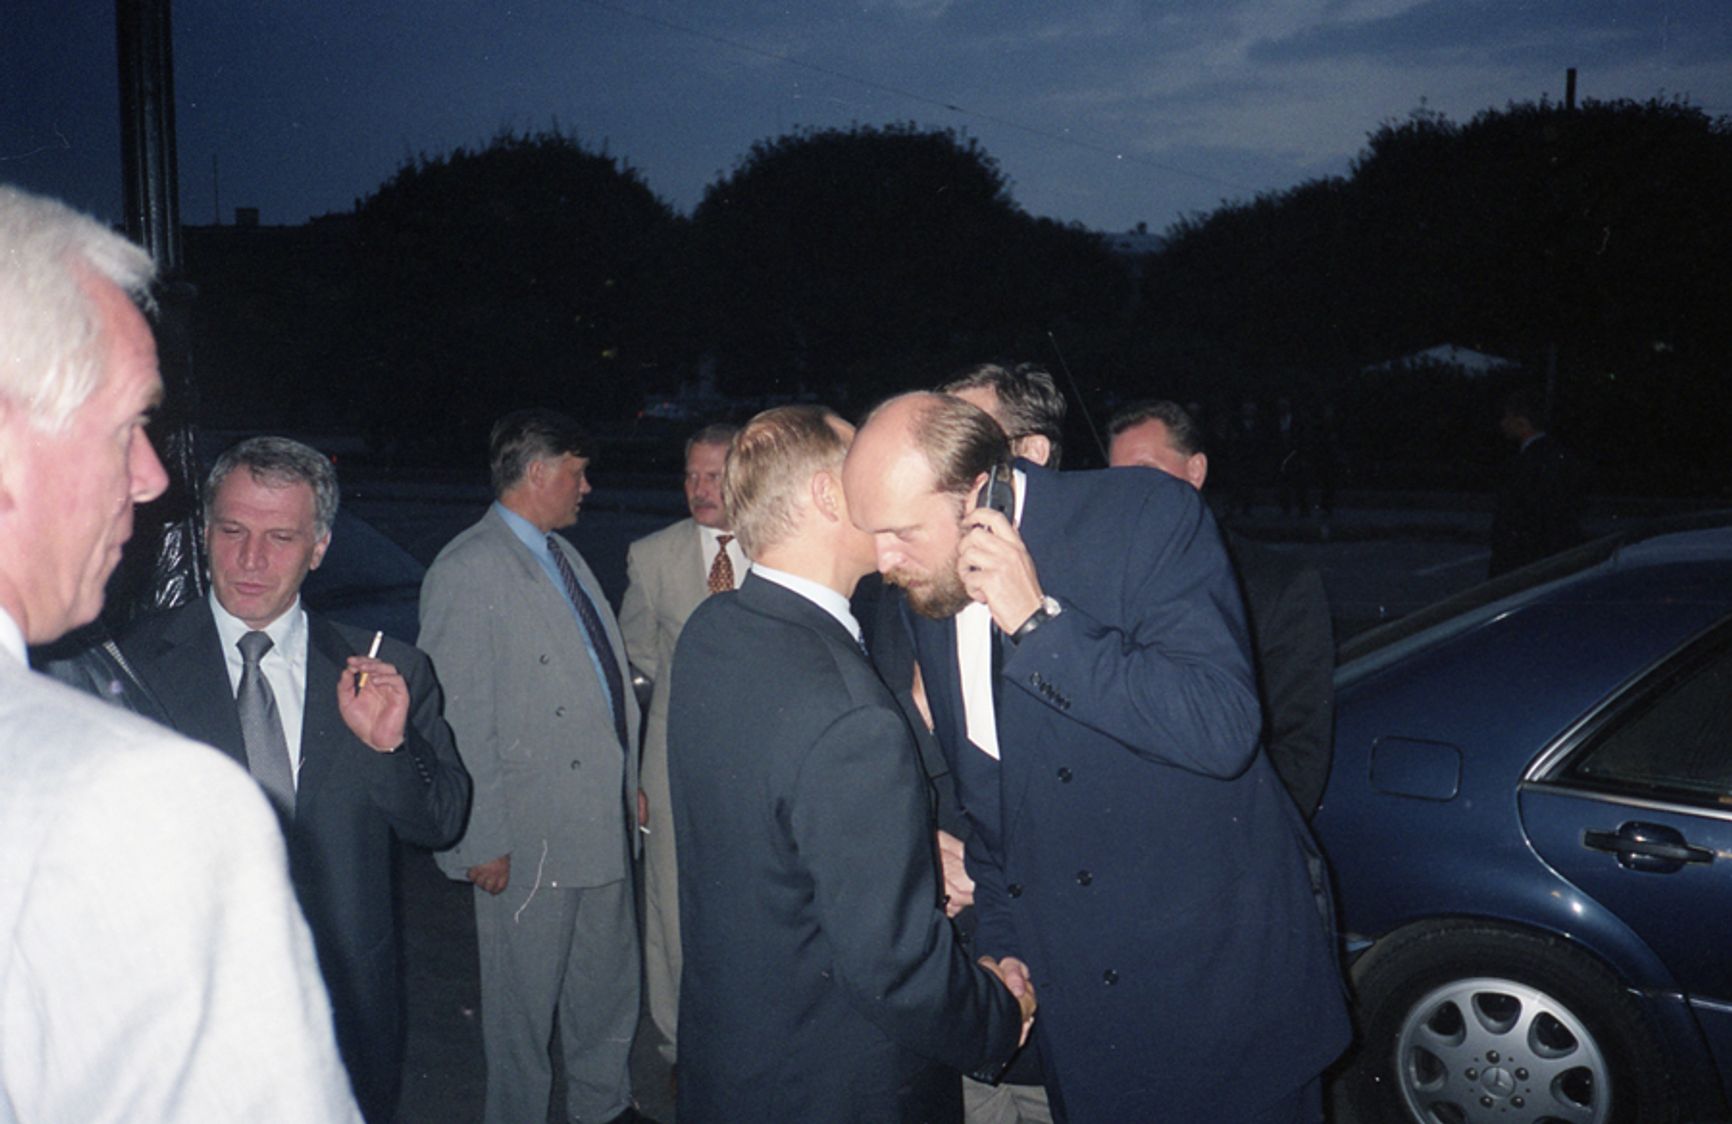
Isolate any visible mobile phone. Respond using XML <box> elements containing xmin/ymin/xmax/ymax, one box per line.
<box><xmin>976</xmin><ymin>460</ymin><xmax>1014</xmax><ymax>517</ymax></box>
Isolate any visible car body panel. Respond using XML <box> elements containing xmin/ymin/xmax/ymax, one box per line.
<box><xmin>1317</xmin><ymin>518</ymin><xmax>1732</xmax><ymax>1118</ymax></box>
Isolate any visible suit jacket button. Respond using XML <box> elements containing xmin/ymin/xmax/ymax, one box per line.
<box><xmin>1007</xmin><ymin>883</ymin><xmax>1024</xmax><ymax>898</ymax></box>
<box><xmin>569</xmin><ymin>760</ymin><xmax>581</xmax><ymax>770</ymax></box>
<box><xmin>539</xmin><ymin>653</ymin><xmax>551</xmax><ymax>664</ymax></box>
<box><xmin>1076</xmin><ymin>870</ymin><xmax>1093</xmax><ymax>886</ymax></box>
<box><xmin>1102</xmin><ymin>968</ymin><xmax>1118</xmax><ymax>985</ymax></box>
<box><xmin>555</xmin><ymin>705</ymin><xmax>567</xmax><ymax>717</ymax></box>
<box><xmin>1056</xmin><ymin>767</ymin><xmax>1072</xmax><ymax>783</ymax></box>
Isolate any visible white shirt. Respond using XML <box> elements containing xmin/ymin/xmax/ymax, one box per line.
<box><xmin>699</xmin><ymin>523</ymin><xmax>749</xmax><ymax>589</ymax></box>
<box><xmin>0</xmin><ymin>607</ymin><xmax>22</xmax><ymax>665</ymax></box>
<box><xmin>957</xmin><ymin>468</ymin><xmax>1029</xmax><ymax>761</ymax></box>
<box><xmin>752</xmin><ymin>565</ymin><xmax>865</xmax><ymax>650</ymax></box>
<box><xmin>209</xmin><ymin>591</ymin><xmax>310</xmax><ymax>784</ymax></box>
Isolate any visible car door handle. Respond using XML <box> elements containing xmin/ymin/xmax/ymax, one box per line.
<box><xmin>1583</xmin><ymin>822</ymin><xmax>1714</xmax><ymax>873</ymax></box>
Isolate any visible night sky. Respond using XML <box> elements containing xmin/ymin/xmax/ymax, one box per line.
<box><xmin>7</xmin><ymin>1</ymin><xmax>1731</xmax><ymax>234</ymax></box>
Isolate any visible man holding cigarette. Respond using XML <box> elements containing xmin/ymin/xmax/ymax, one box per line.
<box><xmin>122</xmin><ymin>435</ymin><xmax>472</xmax><ymax>1122</ymax></box>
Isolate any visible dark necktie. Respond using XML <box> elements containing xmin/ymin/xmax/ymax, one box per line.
<box><xmin>236</xmin><ymin>630</ymin><xmax>296</xmax><ymax>816</ymax></box>
<box><xmin>708</xmin><ymin>534</ymin><xmax>736</xmax><ymax>594</ymax></box>
<box><xmin>546</xmin><ymin>534</ymin><xmax>629</xmax><ymax>752</ymax></box>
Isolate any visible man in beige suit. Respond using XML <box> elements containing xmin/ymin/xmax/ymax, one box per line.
<box><xmin>619</xmin><ymin>423</ymin><xmax>743</xmax><ymax>1067</ymax></box>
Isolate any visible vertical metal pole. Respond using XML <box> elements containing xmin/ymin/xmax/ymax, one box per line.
<box><xmin>116</xmin><ymin>0</ymin><xmax>205</xmax><ymax>618</ymax></box>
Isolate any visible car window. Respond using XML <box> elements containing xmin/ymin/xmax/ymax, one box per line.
<box><xmin>1560</xmin><ymin>633</ymin><xmax>1732</xmax><ymax>808</ymax></box>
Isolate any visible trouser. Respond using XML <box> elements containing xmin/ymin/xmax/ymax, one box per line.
<box><xmin>474</xmin><ymin>876</ymin><xmax>640</xmax><ymax>1124</ymax></box>
<box><xmin>640</xmin><ymin>737</ymin><xmax>682</xmax><ymax>1065</ymax></box>
<box><xmin>964</xmin><ymin>1076</ymin><xmax>1055</xmax><ymax>1124</ymax></box>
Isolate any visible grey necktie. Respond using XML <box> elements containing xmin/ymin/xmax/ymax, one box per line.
<box><xmin>237</xmin><ymin>630</ymin><xmax>296</xmax><ymax>817</ymax></box>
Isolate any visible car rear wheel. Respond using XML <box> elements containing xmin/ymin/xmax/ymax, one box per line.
<box><xmin>1346</xmin><ymin>922</ymin><xmax>1675</xmax><ymax>1124</ymax></box>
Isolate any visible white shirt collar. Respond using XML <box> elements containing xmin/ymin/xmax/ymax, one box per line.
<box><xmin>0</xmin><ymin>608</ymin><xmax>23</xmax><ymax>665</ymax></box>
<box><xmin>209</xmin><ymin>589</ymin><xmax>306</xmax><ymax>655</ymax></box>
<box><xmin>751</xmin><ymin>565</ymin><xmax>863</xmax><ymax>647</ymax></box>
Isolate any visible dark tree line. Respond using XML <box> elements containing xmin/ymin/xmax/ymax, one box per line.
<box><xmin>181</xmin><ymin>103</ymin><xmax>1732</xmax><ymax>494</ymax></box>
<box><xmin>1134</xmin><ymin>97</ymin><xmax>1732</xmax><ymax>493</ymax></box>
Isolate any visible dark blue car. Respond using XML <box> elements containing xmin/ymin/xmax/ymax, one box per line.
<box><xmin>1317</xmin><ymin>514</ymin><xmax>1732</xmax><ymax>1124</ymax></box>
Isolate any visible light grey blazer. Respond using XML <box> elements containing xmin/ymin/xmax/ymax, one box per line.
<box><xmin>419</xmin><ymin>507</ymin><xmax>641</xmax><ymax>887</ymax></box>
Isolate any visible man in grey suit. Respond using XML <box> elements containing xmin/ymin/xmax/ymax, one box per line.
<box><xmin>0</xmin><ymin>183</ymin><xmax>360</xmax><ymax>1121</ymax></box>
<box><xmin>419</xmin><ymin>409</ymin><xmax>649</xmax><ymax>1124</ymax></box>
<box><xmin>619</xmin><ymin>421</ymin><xmax>742</xmax><ymax>1067</ymax></box>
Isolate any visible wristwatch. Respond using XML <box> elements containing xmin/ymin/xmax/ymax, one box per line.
<box><xmin>1010</xmin><ymin>595</ymin><xmax>1062</xmax><ymax>644</ymax></box>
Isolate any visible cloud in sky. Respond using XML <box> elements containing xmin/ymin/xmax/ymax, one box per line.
<box><xmin>4</xmin><ymin>0</ymin><xmax>1729</xmax><ymax>234</ymax></box>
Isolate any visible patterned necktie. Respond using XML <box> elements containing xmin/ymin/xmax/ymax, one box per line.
<box><xmin>546</xmin><ymin>534</ymin><xmax>629</xmax><ymax>752</ymax></box>
<box><xmin>708</xmin><ymin>534</ymin><xmax>736</xmax><ymax>595</ymax></box>
<box><xmin>236</xmin><ymin>630</ymin><xmax>296</xmax><ymax>817</ymax></box>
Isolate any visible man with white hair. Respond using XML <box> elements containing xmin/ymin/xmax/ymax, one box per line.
<box><xmin>0</xmin><ymin>183</ymin><xmax>360</xmax><ymax>1122</ymax></box>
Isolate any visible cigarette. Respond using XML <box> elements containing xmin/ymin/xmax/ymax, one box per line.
<box><xmin>357</xmin><ymin>631</ymin><xmax>383</xmax><ymax>689</ymax></box>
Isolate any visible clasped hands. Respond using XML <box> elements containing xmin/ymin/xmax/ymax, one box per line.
<box><xmin>978</xmin><ymin>955</ymin><xmax>1038</xmax><ymax>1046</ymax></box>
<box><xmin>958</xmin><ymin>507</ymin><xmax>1045</xmax><ymax>634</ymax></box>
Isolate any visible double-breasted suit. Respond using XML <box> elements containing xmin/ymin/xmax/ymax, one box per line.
<box><xmin>908</xmin><ymin>462</ymin><xmax>1350</xmax><ymax>1122</ymax></box>
<box><xmin>418</xmin><ymin>505</ymin><xmax>643</xmax><ymax>1124</ymax></box>
<box><xmin>121</xmin><ymin>599</ymin><xmax>470</xmax><ymax>1121</ymax></box>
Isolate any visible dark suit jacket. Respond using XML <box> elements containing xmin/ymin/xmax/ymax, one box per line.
<box><xmin>908</xmin><ymin>463</ymin><xmax>1350</xmax><ymax>1122</ymax></box>
<box><xmin>122</xmin><ymin>601</ymin><xmax>471</xmax><ymax>1122</ymax></box>
<box><xmin>669</xmin><ymin>574</ymin><xmax>1022</xmax><ymax>1123</ymax></box>
<box><xmin>1225</xmin><ymin>533</ymin><xmax>1335</xmax><ymax>817</ymax></box>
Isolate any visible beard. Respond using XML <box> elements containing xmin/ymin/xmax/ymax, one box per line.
<box><xmin>887</xmin><ymin>550</ymin><xmax>973</xmax><ymax>620</ymax></box>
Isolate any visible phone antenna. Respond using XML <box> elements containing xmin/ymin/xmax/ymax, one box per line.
<box><xmin>1047</xmin><ymin>331</ymin><xmax>1109</xmax><ymax>463</ymax></box>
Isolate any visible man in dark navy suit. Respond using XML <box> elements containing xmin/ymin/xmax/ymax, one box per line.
<box><xmin>843</xmin><ymin>392</ymin><xmax>1348</xmax><ymax>1123</ymax></box>
<box><xmin>669</xmin><ymin>405</ymin><xmax>1034</xmax><ymax>1122</ymax></box>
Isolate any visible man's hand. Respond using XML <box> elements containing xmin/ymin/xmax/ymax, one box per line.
<box><xmin>957</xmin><ymin>507</ymin><xmax>1045</xmax><ymax>634</ymax></box>
<box><xmin>467</xmin><ymin>854</ymin><xmax>511</xmax><ymax>895</ymax></box>
<box><xmin>937</xmin><ymin>829</ymin><xmax>974</xmax><ymax>917</ymax></box>
<box><xmin>337</xmin><ymin>656</ymin><xmax>408</xmax><ymax>752</ymax></box>
<box><xmin>979</xmin><ymin>955</ymin><xmax>1038</xmax><ymax>1046</ymax></box>
<box><xmin>637</xmin><ymin>787</ymin><xmax>649</xmax><ymax>829</ymax></box>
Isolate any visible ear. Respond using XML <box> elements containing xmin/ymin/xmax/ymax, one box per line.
<box><xmin>1187</xmin><ymin>452</ymin><xmax>1209</xmax><ymax>491</ymax></box>
<box><xmin>309</xmin><ymin>531</ymin><xmax>333</xmax><ymax>571</ymax></box>
<box><xmin>811</xmin><ymin>469</ymin><xmax>842</xmax><ymax>522</ymax></box>
<box><xmin>969</xmin><ymin>470</ymin><xmax>991</xmax><ymax>504</ymax></box>
<box><xmin>0</xmin><ymin>402</ymin><xmax>17</xmax><ymax>515</ymax></box>
<box><xmin>1012</xmin><ymin>434</ymin><xmax>1052</xmax><ymax>467</ymax></box>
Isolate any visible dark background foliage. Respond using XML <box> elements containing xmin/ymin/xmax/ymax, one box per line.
<box><xmin>178</xmin><ymin>100</ymin><xmax>1732</xmax><ymax>495</ymax></box>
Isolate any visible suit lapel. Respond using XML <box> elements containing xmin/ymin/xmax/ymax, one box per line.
<box><xmin>149</xmin><ymin>604</ymin><xmax>248</xmax><ymax>768</ymax></box>
<box><xmin>670</xmin><ymin>520</ymin><xmax>708</xmax><ymax>620</ymax></box>
<box><xmin>297</xmin><ymin>614</ymin><xmax>353</xmax><ymax>816</ymax></box>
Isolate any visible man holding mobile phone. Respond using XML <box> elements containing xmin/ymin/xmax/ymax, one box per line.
<box><xmin>843</xmin><ymin>392</ymin><xmax>1348</xmax><ymax>1124</ymax></box>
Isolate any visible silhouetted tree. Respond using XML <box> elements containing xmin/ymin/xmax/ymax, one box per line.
<box><xmin>1135</xmin><ymin>97</ymin><xmax>1732</xmax><ymax>493</ymax></box>
<box><xmin>343</xmin><ymin>129</ymin><xmax>689</xmax><ymax>451</ymax></box>
<box><xmin>690</xmin><ymin>123</ymin><xmax>1131</xmax><ymax>406</ymax></box>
